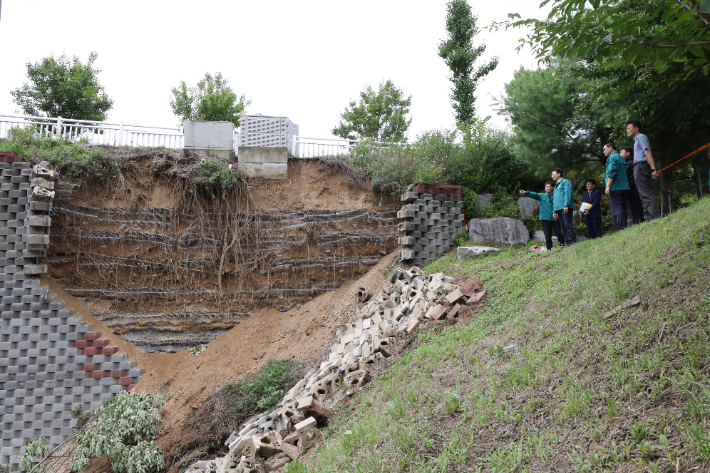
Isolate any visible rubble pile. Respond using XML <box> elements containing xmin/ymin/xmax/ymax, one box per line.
<box><xmin>186</xmin><ymin>268</ymin><xmax>485</xmax><ymax>473</ymax></box>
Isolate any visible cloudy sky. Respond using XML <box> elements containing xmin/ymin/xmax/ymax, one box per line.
<box><xmin>0</xmin><ymin>0</ymin><xmax>547</xmax><ymax>139</ymax></box>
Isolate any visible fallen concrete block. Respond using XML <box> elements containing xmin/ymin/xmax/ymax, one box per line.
<box><xmin>29</xmin><ymin>186</ymin><xmax>54</xmax><ymax>202</ymax></box>
<box><xmin>407</xmin><ymin>316</ymin><xmax>422</xmax><ymax>333</ymax></box>
<box><xmin>603</xmin><ymin>295</ymin><xmax>641</xmax><ymax>318</ymax></box>
<box><xmin>360</xmin><ymin>352</ymin><xmax>385</xmax><ymax>372</ymax></box>
<box><xmin>447</xmin><ymin>303</ymin><xmax>461</xmax><ymax>320</ymax></box>
<box><xmin>457</xmin><ymin>246</ymin><xmax>501</xmax><ymax>260</ymax></box>
<box><xmin>461</xmin><ymin>280</ymin><xmax>484</xmax><ymax>297</ymax></box>
<box><xmin>344</xmin><ymin>369</ymin><xmax>372</xmax><ymax>394</ymax></box>
<box><xmin>296</xmin><ymin>396</ymin><xmax>329</xmax><ymax>426</ymax></box>
<box><xmin>390</xmin><ymin>268</ymin><xmax>402</xmax><ymax>283</ymax></box>
<box><xmin>295</xmin><ymin>417</ymin><xmax>322</xmax><ymax>449</ymax></box>
<box><xmin>264</xmin><ymin>453</ymin><xmax>291</xmax><ymax>472</ymax></box>
<box><xmin>356</xmin><ymin>287</ymin><xmax>372</xmax><ymax>303</ymax></box>
<box><xmin>465</xmin><ymin>290</ymin><xmax>486</xmax><ymax>306</ymax></box>
<box><xmin>31</xmin><ymin>164</ymin><xmax>55</xmax><ymax>181</ymax></box>
<box><xmin>425</xmin><ymin>304</ymin><xmax>447</xmax><ymax>320</ymax></box>
<box><xmin>399</xmin><ymin>248</ymin><xmax>415</xmax><ymax>261</ymax></box>
<box><xmin>279</xmin><ymin>442</ymin><xmax>300</xmax><ymax>459</ymax></box>
<box><xmin>236</xmin><ymin>456</ymin><xmax>260</xmax><ymax>473</ymax></box>
<box><xmin>445</xmin><ymin>289</ymin><xmax>465</xmax><ymax>305</ymax></box>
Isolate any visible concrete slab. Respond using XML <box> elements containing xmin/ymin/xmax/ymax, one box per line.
<box><xmin>237</xmin><ymin>163</ymin><xmax>288</xmax><ymax>180</ymax></box>
<box><xmin>238</xmin><ymin>147</ymin><xmax>288</xmax><ymax>164</ymax></box>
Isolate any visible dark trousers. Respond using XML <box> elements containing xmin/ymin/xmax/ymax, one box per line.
<box><xmin>541</xmin><ymin>219</ymin><xmax>564</xmax><ymax>249</ymax></box>
<box><xmin>634</xmin><ymin>162</ymin><xmax>660</xmax><ymax>220</ymax></box>
<box><xmin>609</xmin><ymin>190</ymin><xmax>629</xmax><ymax>230</ymax></box>
<box><xmin>626</xmin><ymin>185</ymin><xmax>645</xmax><ymax>225</ymax></box>
<box><xmin>557</xmin><ymin>210</ymin><xmax>577</xmax><ymax>245</ymax></box>
<box><xmin>584</xmin><ymin>216</ymin><xmax>602</xmax><ymax>238</ymax></box>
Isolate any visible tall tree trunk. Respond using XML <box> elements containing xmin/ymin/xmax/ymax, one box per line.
<box><xmin>692</xmin><ymin>161</ymin><xmax>704</xmax><ymax>200</ymax></box>
<box><xmin>657</xmin><ymin>142</ymin><xmax>674</xmax><ymax>216</ymax></box>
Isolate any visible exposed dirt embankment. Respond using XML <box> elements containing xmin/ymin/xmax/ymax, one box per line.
<box><xmin>44</xmin><ymin>158</ymin><xmax>400</xmax><ymax>352</ymax></box>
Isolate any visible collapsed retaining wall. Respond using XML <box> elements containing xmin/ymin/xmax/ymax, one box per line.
<box><xmin>396</xmin><ymin>184</ymin><xmax>465</xmax><ymax>267</ymax></box>
<box><xmin>0</xmin><ymin>156</ymin><xmax>142</xmax><ymax>471</ymax></box>
<box><xmin>44</xmin><ymin>160</ymin><xmax>400</xmax><ymax>352</ymax></box>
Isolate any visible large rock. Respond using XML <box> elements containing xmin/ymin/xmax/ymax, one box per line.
<box><xmin>474</xmin><ymin>193</ymin><xmax>494</xmax><ymax>213</ymax></box>
<box><xmin>457</xmin><ymin>246</ymin><xmax>501</xmax><ymax>260</ymax></box>
<box><xmin>468</xmin><ymin>218</ymin><xmax>530</xmax><ymax>246</ymax></box>
<box><xmin>533</xmin><ymin>230</ymin><xmax>545</xmax><ymax>241</ymax></box>
<box><xmin>518</xmin><ymin>197</ymin><xmax>540</xmax><ymax>217</ymax></box>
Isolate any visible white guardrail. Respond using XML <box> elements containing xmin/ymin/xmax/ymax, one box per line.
<box><xmin>0</xmin><ymin>114</ymin><xmax>401</xmax><ymax>158</ymax></box>
<box><xmin>0</xmin><ymin>114</ymin><xmax>184</xmax><ymax>149</ymax></box>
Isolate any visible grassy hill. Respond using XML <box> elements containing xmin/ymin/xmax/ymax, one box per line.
<box><xmin>287</xmin><ymin>197</ymin><xmax>710</xmax><ymax>472</ymax></box>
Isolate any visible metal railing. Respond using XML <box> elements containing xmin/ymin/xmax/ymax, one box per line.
<box><xmin>292</xmin><ymin>136</ymin><xmax>406</xmax><ymax>158</ymax></box>
<box><xmin>0</xmin><ymin>114</ymin><xmax>184</xmax><ymax>149</ymax></box>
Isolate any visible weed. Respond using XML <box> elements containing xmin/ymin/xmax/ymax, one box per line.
<box><xmin>188</xmin><ymin>345</ymin><xmax>207</xmax><ymax>357</ymax></box>
<box><xmin>444</xmin><ymin>393</ymin><xmax>461</xmax><ymax>414</ymax></box>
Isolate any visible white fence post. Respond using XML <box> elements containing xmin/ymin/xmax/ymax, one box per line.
<box><xmin>56</xmin><ymin>116</ymin><xmax>63</xmax><ymax>138</ymax></box>
<box><xmin>119</xmin><ymin>121</ymin><xmax>124</xmax><ymax>146</ymax></box>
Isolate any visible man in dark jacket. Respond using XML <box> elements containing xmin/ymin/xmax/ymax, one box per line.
<box><xmin>581</xmin><ymin>179</ymin><xmax>602</xmax><ymax>238</ymax></box>
<box><xmin>620</xmin><ymin>147</ymin><xmax>645</xmax><ymax>225</ymax></box>
<box><xmin>551</xmin><ymin>168</ymin><xmax>576</xmax><ymax>245</ymax></box>
<box><xmin>604</xmin><ymin>143</ymin><xmax>630</xmax><ymax>230</ymax></box>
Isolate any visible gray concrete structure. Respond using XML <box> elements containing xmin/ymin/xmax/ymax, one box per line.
<box><xmin>184</xmin><ymin>120</ymin><xmax>235</xmax><ymax>160</ymax></box>
<box><xmin>457</xmin><ymin>246</ymin><xmax>501</xmax><ymax>260</ymax></box>
<box><xmin>237</xmin><ymin>147</ymin><xmax>288</xmax><ymax>180</ymax></box>
<box><xmin>0</xmin><ymin>161</ymin><xmax>142</xmax><ymax>471</ymax></box>
<box><xmin>396</xmin><ymin>189</ymin><xmax>466</xmax><ymax>267</ymax></box>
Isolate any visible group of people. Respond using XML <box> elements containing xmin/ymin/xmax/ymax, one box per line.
<box><xmin>520</xmin><ymin>120</ymin><xmax>665</xmax><ymax>251</ymax></box>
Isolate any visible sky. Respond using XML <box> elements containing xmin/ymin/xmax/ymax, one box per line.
<box><xmin>0</xmin><ymin>0</ymin><xmax>548</xmax><ymax>140</ymax></box>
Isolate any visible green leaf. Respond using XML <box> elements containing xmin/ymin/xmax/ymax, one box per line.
<box><xmin>699</xmin><ymin>0</ymin><xmax>710</xmax><ymax>14</ymax></box>
<box><xmin>602</xmin><ymin>34</ymin><xmax>613</xmax><ymax>43</ymax></box>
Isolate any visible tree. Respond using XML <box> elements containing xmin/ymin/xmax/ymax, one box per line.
<box><xmin>332</xmin><ymin>80</ymin><xmax>412</xmax><ymax>142</ymax></box>
<box><xmin>498</xmin><ymin>62</ymin><xmax>615</xmax><ymax>174</ymax></box>
<box><xmin>438</xmin><ymin>0</ymin><xmax>498</xmax><ymax>124</ymax></box>
<box><xmin>170</xmin><ymin>72</ymin><xmax>250</xmax><ymax>127</ymax></box>
<box><xmin>11</xmin><ymin>52</ymin><xmax>113</xmax><ymax>121</ymax></box>
<box><xmin>502</xmin><ymin>0</ymin><xmax>710</xmax><ymax>77</ymax></box>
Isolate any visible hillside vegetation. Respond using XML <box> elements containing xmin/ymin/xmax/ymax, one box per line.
<box><xmin>288</xmin><ymin>198</ymin><xmax>710</xmax><ymax>472</ymax></box>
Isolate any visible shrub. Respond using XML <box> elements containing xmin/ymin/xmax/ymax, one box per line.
<box><xmin>454</xmin><ymin>233</ymin><xmax>469</xmax><ymax>246</ymax></box>
<box><xmin>20</xmin><ymin>436</ymin><xmax>49</xmax><ymax>472</ymax></box>
<box><xmin>521</xmin><ymin>214</ymin><xmax>542</xmax><ymax>238</ymax></box>
<box><xmin>187</xmin><ymin>157</ymin><xmax>243</xmax><ymax>196</ymax></box>
<box><xmin>71</xmin><ymin>391</ymin><xmax>165</xmax><ymax>473</ymax></box>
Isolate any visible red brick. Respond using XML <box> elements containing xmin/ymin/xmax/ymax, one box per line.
<box><xmin>465</xmin><ymin>290</ymin><xmax>486</xmax><ymax>306</ymax></box>
<box><xmin>445</xmin><ymin>289</ymin><xmax>465</xmax><ymax>305</ymax></box>
<box><xmin>73</xmin><ymin>340</ymin><xmax>91</xmax><ymax>349</ymax></box>
<box><xmin>127</xmin><ymin>384</ymin><xmax>136</xmax><ymax>391</ymax></box>
<box><xmin>90</xmin><ymin>370</ymin><xmax>111</xmax><ymax>379</ymax></box>
<box><xmin>425</xmin><ymin>304</ymin><xmax>448</xmax><ymax>320</ymax></box>
<box><xmin>118</xmin><ymin>377</ymin><xmax>134</xmax><ymax>386</ymax></box>
<box><xmin>83</xmin><ymin>332</ymin><xmax>102</xmax><ymax>341</ymax></box>
<box><xmin>461</xmin><ymin>280</ymin><xmax>484</xmax><ymax>297</ymax></box>
<box><xmin>280</xmin><ymin>443</ymin><xmax>300</xmax><ymax>459</ymax></box>
<box><xmin>447</xmin><ymin>303</ymin><xmax>461</xmax><ymax>320</ymax></box>
<box><xmin>81</xmin><ymin>363</ymin><xmax>99</xmax><ymax>371</ymax></box>
<box><xmin>83</xmin><ymin>347</ymin><xmax>99</xmax><ymax>356</ymax></box>
<box><xmin>93</xmin><ymin>339</ymin><xmax>110</xmax><ymax>348</ymax></box>
<box><xmin>100</xmin><ymin>347</ymin><xmax>119</xmax><ymax>355</ymax></box>
<box><xmin>110</xmin><ymin>370</ymin><xmax>127</xmax><ymax>378</ymax></box>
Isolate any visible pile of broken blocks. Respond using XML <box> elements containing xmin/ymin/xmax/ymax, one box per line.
<box><xmin>185</xmin><ymin>268</ymin><xmax>485</xmax><ymax>473</ymax></box>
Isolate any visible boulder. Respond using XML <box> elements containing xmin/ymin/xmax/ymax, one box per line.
<box><xmin>533</xmin><ymin>230</ymin><xmax>545</xmax><ymax>241</ymax></box>
<box><xmin>457</xmin><ymin>246</ymin><xmax>501</xmax><ymax>260</ymax></box>
<box><xmin>468</xmin><ymin>218</ymin><xmax>530</xmax><ymax>246</ymax></box>
<box><xmin>518</xmin><ymin>197</ymin><xmax>540</xmax><ymax>217</ymax></box>
<box><xmin>474</xmin><ymin>193</ymin><xmax>494</xmax><ymax>213</ymax></box>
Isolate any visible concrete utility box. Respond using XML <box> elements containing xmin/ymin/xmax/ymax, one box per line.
<box><xmin>184</xmin><ymin>120</ymin><xmax>235</xmax><ymax>159</ymax></box>
<box><xmin>237</xmin><ymin>146</ymin><xmax>288</xmax><ymax>180</ymax></box>
<box><xmin>239</xmin><ymin>115</ymin><xmax>299</xmax><ymax>153</ymax></box>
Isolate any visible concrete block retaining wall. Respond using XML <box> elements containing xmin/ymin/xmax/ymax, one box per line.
<box><xmin>0</xmin><ymin>157</ymin><xmax>142</xmax><ymax>471</ymax></box>
<box><xmin>396</xmin><ymin>185</ymin><xmax>465</xmax><ymax>267</ymax></box>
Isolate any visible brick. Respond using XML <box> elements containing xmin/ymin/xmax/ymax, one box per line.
<box><xmin>446</xmin><ymin>303</ymin><xmax>461</xmax><ymax>320</ymax></box>
<box><xmin>425</xmin><ymin>304</ymin><xmax>448</xmax><ymax>320</ymax></box>
<box><xmin>93</xmin><ymin>339</ymin><xmax>110</xmax><ymax>348</ymax></box>
<box><xmin>465</xmin><ymin>290</ymin><xmax>486</xmax><ymax>306</ymax></box>
<box><xmin>83</xmin><ymin>332</ymin><xmax>101</xmax><ymax>341</ymax></box>
<box><xmin>81</xmin><ymin>363</ymin><xmax>100</xmax><ymax>371</ymax></box>
<box><xmin>445</xmin><ymin>289</ymin><xmax>465</xmax><ymax>305</ymax></box>
<box><xmin>100</xmin><ymin>347</ymin><xmax>118</xmax><ymax>355</ymax></box>
<box><xmin>91</xmin><ymin>370</ymin><xmax>111</xmax><ymax>379</ymax></box>
<box><xmin>83</xmin><ymin>347</ymin><xmax>100</xmax><ymax>356</ymax></box>
<box><xmin>117</xmin><ymin>377</ymin><xmax>134</xmax><ymax>386</ymax></box>
<box><xmin>110</xmin><ymin>370</ymin><xmax>127</xmax><ymax>378</ymax></box>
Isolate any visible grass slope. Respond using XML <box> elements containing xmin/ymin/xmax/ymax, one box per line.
<box><xmin>287</xmin><ymin>198</ymin><xmax>710</xmax><ymax>472</ymax></box>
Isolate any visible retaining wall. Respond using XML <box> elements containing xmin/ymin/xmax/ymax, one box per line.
<box><xmin>0</xmin><ymin>156</ymin><xmax>142</xmax><ymax>471</ymax></box>
<box><xmin>396</xmin><ymin>184</ymin><xmax>465</xmax><ymax>267</ymax></box>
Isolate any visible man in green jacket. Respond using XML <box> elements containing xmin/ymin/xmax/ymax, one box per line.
<box><xmin>604</xmin><ymin>143</ymin><xmax>631</xmax><ymax>229</ymax></box>
<box><xmin>551</xmin><ymin>168</ymin><xmax>576</xmax><ymax>245</ymax></box>
<box><xmin>519</xmin><ymin>181</ymin><xmax>564</xmax><ymax>250</ymax></box>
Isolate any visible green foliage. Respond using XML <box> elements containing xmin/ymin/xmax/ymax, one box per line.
<box><xmin>348</xmin><ymin>142</ymin><xmax>416</xmax><ymax>195</ymax></box>
<box><xmin>188</xmin><ymin>157</ymin><xmax>243</xmax><ymax>195</ymax></box>
<box><xmin>503</xmin><ymin>0</ymin><xmax>710</xmax><ymax>77</ymax></box>
<box><xmin>170</xmin><ymin>72</ymin><xmax>250</xmax><ymax>127</ymax></box>
<box><xmin>20</xmin><ymin>436</ymin><xmax>49</xmax><ymax>472</ymax></box>
<box><xmin>454</xmin><ymin>232</ymin><xmax>469</xmax><ymax>247</ymax></box>
<box><xmin>332</xmin><ymin>80</ymin><xmax>412</xmax><ymax>142</ymax></box>
<box><xmin>71</xmin><ymin>391</ymin><xmax>165</xmax><ymax>473</ymax></box>
<box><xmin>69</xmin><ymin>406</ymin><xmax>92</xmax><ymax>431</ymax></box>
<box><xmin>0</xmin><ymin>128</ymin><xmax>114</xmax><ymax>178</ymax></box>
<box><xmin>188</xmin><ymin>345</ymin><xmax>207</xmax><ymax>357</ymax></box>
<box><xmin>224</xmin><ymin>360</ymin><xmax>298</xmax><ymax>412</ymax></box>
<box><xmin>438</xmin><ymin>0</ymin><xmax>498</xmax><ymax>124</ymax></box>
<box><xmin>521</xmin><ymin>214</ymin><xmax>542</xmax><ymax>238</ymax></box>
<box><xmin>11</xmin><ymin>52</ymin><xmax>113</xmax><ymax>120</ymax></box>
<box><xmin>498</xmin><ymin>61</ymin><xmax>611</xmax><ymax>173</ymax></box>
<box><xmin>413</xmin><ymin>155</ymin><xmax>446</xmax><ymax>185</ymax></box>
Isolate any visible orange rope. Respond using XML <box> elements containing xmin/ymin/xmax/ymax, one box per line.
<box><xmin>656</xmin><ymin>142</ymin><xmax>710</xmax><ymax>173</ymax></box>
